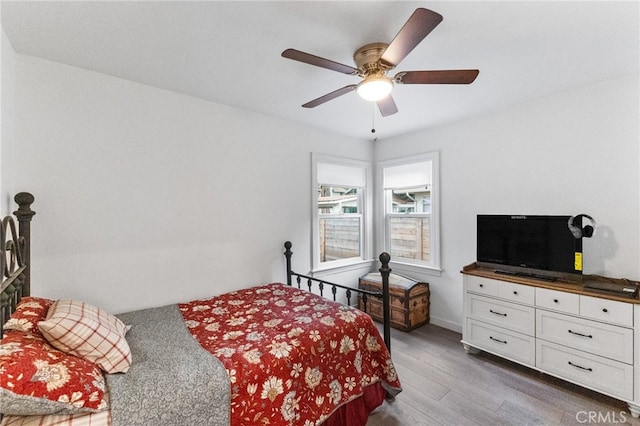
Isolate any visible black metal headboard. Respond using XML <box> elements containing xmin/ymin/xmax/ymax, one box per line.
<box><xmin>1</xmin><ymin>192</ymin><xmax>36</xmax><ymax>333</ymax></box>
<box><xmin>283</xmin><ymin>241</ymin><xmax>393</xmax><ymax>352</ymax></box>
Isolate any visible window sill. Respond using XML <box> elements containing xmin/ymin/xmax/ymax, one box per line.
<box><xmin>311</xmin><ymin>259</ymin><xmax>375</xmax><ymax>277</ymax></box>
<box><xmin>389</xmin><ymin>261</ymin><xmax>443</xmax><ymax>277</ymax></box>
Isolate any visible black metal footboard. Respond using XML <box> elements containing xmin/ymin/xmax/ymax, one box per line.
<box><xmin>283</xmin><ymin>241</ymin><xmax>392</xmax><ymax>353</ymax></box>
<box><xmin>1</xmin><ymin>193</ymin><xmax>36</xmax><ymax>335</ymax></box>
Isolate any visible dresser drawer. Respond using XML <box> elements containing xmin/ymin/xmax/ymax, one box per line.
<box><xmin>580</xmin><ymin>295</ymin><xmax>633</xmax><ymax>328</ymax></box>
<box><xmin>467</xmin><ymin>294</ymin><xmax>534</xmax><ymax>336</ymax></box>
<box><xmin>536</xmin><ymin>287</ymin><xmax>579</xmax><ymax>315</ymax></box>
<box><xmin>497</xmin><ymin>281</ymin><xmax>535</xmax><ymax>305</ymax></box>
<box><xmin>466</xmin><ymin>275</ymin><xmax>499</xmax><ymax>297</ymax></box>
<box><xmin>536</xmin><ymin>340</ymin><xmax>633</xmax><ymax>401</ymax></box>
<box><xmin>467</xmin><ymin>319</ymin><xmax>535</xmax><ymax>366</ymax></box>
<box><xmin>536</xmin><ymin>310</ymin><xmax>633</xmax><ymax>364</ymax></box>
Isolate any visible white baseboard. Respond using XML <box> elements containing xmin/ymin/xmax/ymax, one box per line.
<box><xmin>429</xmin><ymin>317</ymin><xmax>462</xmax><ymax>334</ymax></box>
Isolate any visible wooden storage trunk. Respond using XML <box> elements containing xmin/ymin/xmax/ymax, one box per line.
<box><xmin>358</xmin><ymin>272</ymin><xmax>430</xmax><ymax>331</ymax></box>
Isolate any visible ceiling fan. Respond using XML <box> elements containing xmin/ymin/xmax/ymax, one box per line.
<box><xmin>281</xmin><ymin>8</ymin><xmax>479</xmax><ymax>117</ymax></box>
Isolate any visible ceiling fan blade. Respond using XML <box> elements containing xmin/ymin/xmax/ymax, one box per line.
<box><xmin>395</xmin><ymin>69</ymin><xmax>479</xmax><ymax>84</ymax></box>
<box><xmin>380</xmin><ymin>8</ymin><xmax>443</xmax><ymax>68</ymax></box>
<box><xmin>282</xmin><ymin>49</ymin><xmax>358</xmax><ymax>75</ymax></box>
<box><xmin>377</xmin><ymin>95</ymin><xmax>398</xmax><ymax>117</ymax></box>
<box><xmin>302</xmin><ymin>85</ymin><xmax>358</xmax><ymax>108</ymax></box>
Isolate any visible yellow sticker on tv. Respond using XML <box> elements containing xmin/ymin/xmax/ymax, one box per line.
<box><xmin>574</xmin><ymin>252</ymin><xmax>583</xmax><ymax>271</ymax></box>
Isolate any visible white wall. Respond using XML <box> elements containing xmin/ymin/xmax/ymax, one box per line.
<box><xmin>1</xmin><ymin>27</ymin><xmax>17</xmax><ymax>215</ymax></box>
<box><xmin>375</xmin><ymin>73</ymin><xmax>640</xmax><ymax>331</ymax></box>
<box><xmin>11</xmin><ymin>54</ymin><xmax>372</xmax><ymax>314</ymax></box>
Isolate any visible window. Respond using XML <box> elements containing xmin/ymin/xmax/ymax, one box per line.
<box><xmin>312</xmin><ymin>154</ymin><xmax>371</xmax><ymax>270</ymax></box>
<box><xmin>379</xmin><ymin>152</ymin><xmax>440</xmax><ymax>270</ymax></box>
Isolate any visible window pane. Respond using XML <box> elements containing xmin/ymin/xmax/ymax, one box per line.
<box><xmin>391</xmin><ymin>188</ymin><xmax>431</xmax><ymax>213</ymax></box>
<box><xmin>319</xmin><ymin>217</ymin><xmax>361</xmax><ymax>261</ymax></box>
<box><xmin>389</xmin><ymin>216</ymin><xmax>431</xmax><ymax>262</ymax></box>
<box><xmin>318</xmin><ymin>185</ymin><xmax>361</xmax><ymax>263</ymax></box>
<box><xmin>318</xmin><ymin>185</ymin><xmax>359</xmax><ymax>214</ymax></box>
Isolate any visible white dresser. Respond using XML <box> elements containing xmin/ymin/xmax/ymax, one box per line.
<box><xmin>461</xmin><ymin>266</ymin><xmax>640</xmax><ymax>417</ymax></box>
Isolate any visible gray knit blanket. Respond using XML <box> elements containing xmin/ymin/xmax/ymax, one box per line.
<box><xmin>108</xmin><ymin>304</ymin><xmax>230</xmax><ymax>426</ymax></box>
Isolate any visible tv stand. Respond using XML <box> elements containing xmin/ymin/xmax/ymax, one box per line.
<box><xmin>461</xmin><ymin>263</ymin><xmax>640</xmax><ymax>418</ymax></box>
<box><xmin>494</xmin><ymin>269</ymin><xmax>557</xmax><ymax>282</ymax></box>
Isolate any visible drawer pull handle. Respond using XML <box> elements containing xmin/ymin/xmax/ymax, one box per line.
<box><xmin>568</xmin><ymin>329</ymin><xmax>593</xmax><ymax>339</ymax></box>
<box><xmin>479</xmin><ymin>284</ymin><xmax>484</xmax><ymax>288</ymax></box>
<box><xmin>513</xmin><ymin>291</ymin><xmax>518</xmax><ymax>295</ymax></box>
<box><xmin>568</xmin><ymin>361</ymin><xmax>593</xmax><ymax>372</ymax></box>
<box><xmin>553</xmin><ymin>299</ymin><xmax>559</xmax><ymax>303</ymax></box>
<box><xmin>489</xmin><ymin>309</ymin><xmax>507</xmax><ymax>317</ymax></box>
<box><xmin>602</xmin><ymin>308</ymin><xmax>608</xmax><ymax>313</ymax></box>
<box><xmin>489</xmin><ymin>336</ymin><xmax>507</xmax><ymax>344</ymax></box>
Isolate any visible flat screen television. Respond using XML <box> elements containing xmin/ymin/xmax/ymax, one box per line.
<box><xmin>476</xmin><ymin>215</ymin><xmax>582</xmax><ymax>276</ymax></box>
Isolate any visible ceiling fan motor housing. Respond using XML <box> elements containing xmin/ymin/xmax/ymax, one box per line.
<box><xmin>353</xmin><ymin>43</ymin><xmax>391</xmax><ymax>77</ymax></box>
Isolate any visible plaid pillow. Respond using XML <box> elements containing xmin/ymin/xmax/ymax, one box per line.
<box><xmin>38</xmin><ymin>300</ymin><xmax>131</xmax><ymax>374</ymax></box>
<box><xmin>0</xmin><ymin>331</ymin><xmax>108</xmax><ymax>415</ymax></box>
<box><xmin>0</xmin><ymin>409</ymin><xmax>111</xmax><ymax>425</ymax></box>
<box><xmin>3</xmin><ymin>297</ymin><xmax>53</xmax><ymax>335</ymax></box>
<box><xmin>1</xmin><ymin>409</ymin><xmax>111</xmax><ymax>426</ymax></box>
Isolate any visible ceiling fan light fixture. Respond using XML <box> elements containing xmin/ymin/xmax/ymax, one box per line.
<box><xmin>356</xmin><ymin>76</ymin><xmax>393</xmax><ymax>102</ymax></box>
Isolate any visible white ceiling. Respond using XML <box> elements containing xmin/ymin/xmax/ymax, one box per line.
<box><xmin>2</xmin><ymin>1</ymin><xmax>639</xmax><ymax>141</ymax></box>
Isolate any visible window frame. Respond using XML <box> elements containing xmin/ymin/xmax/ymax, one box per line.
<box><xmin>377</xmin><ymin>152</ymin><xmax>441</xmax><ymax>272</ymax></box>
<box><xmin>312</xmin><ymin>154</ymin><xmax>372</xmax><ymax>272</ymax></box>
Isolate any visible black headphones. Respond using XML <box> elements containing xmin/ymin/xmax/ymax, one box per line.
<box><xmin>568</xmin><ymin>214</ymin><xmax>596</xmax><ymax>239</ymax></box>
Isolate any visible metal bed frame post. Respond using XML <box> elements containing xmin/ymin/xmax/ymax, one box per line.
<box><xmin>284</xmin><ymin>241</ymin><xmax>292</xmax><ymax>286</ymax></box>
<box><xmin>13</xmin><ymin>192</ymin><xmax>35</xmax><ymax>297</ymax></box>
<box><xmin>378</xmin><ymin>252</ymin><xmax>392</xmax><ymax>354</ymax></box>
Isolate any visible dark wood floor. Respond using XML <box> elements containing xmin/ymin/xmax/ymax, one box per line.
<box><xmin>367</xmin><ymin>323</ymin><xmax>640</xmax><ymax>426</ymax></box>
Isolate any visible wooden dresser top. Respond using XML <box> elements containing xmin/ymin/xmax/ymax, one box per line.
<box><xmin>462</xmin><ymin>263</ymin><xmax>640</xmax><ymax>304</ymax></box>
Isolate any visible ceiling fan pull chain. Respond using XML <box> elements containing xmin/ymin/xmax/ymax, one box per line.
<box><xmin>371</xmin><ymin>103</ymin><xmax>377</xmax><ymax>135</ymax></box>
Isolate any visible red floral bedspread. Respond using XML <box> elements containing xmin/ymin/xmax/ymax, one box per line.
<box><xmin>179</xmin><ymin>283</ymin><xmax>401</xmax><ymax>425</ymax></box>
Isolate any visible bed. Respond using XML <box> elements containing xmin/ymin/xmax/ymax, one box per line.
<box><xmin>0</xmin><ymin>193</ymin><xmax>401</xmax><ymax>425</ymax></box>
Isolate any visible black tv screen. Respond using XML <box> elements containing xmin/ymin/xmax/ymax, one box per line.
<box><xmin>477</xmin><ymin>215</ymin><xmax>582</xmax><ymax>274</ymax></box>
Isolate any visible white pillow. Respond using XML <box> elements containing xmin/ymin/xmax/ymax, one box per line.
<box><xmin>38</xmin><ymin>300</ymin><xmax>132</xmax><ymax>374</ymax></box>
